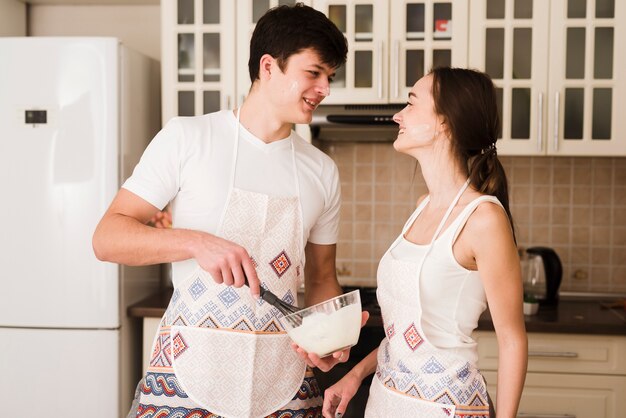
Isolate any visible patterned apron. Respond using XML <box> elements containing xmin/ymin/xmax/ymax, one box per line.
<box><xmin>135</xmin><ymin>109</ymin><xmax>322</xmax><ymax>418</ymax></box>
<box><xmin>365</xmin><ymin>180</ymin><xmax>491</xmax><ymax>418</ymax></box>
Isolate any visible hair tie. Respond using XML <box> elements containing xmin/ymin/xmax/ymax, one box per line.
<box><xmin>481</xmin><ymin>142</ymin><xmax>497</xmax><ymax>156</ymax></box>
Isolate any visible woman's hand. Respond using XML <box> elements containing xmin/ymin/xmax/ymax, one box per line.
<box><xmin>291</xmin><ymin>343</ymin><xmax>350</xmax><ymax>372</ymax></box>
<box><xmin>322</xmin><ymin>372</ymin><xmax>363</xmax><ymax>418</ymax></box>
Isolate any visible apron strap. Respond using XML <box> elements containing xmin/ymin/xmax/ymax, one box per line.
<box><xmin>415</xmin><ymin>179</ymin><xmax>470</xmax><ymax>285</ymax></box>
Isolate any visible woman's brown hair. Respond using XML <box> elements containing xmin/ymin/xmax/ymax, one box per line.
<box><xmin>430</xmin><ymin>67</ymin><xmax>516</xmax><ymax>242</ymax></box>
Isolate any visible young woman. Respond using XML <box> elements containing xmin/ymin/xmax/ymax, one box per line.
<box><xmin>322</xmin><ymin>68</ymin><xmax>528</xmax><ymax>418</ymax></box>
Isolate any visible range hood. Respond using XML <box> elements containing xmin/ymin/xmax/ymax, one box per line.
<box><xmin>310</xmin><ymin>104</ymin><xmax>404</xmax><ymax>142</ymax></box>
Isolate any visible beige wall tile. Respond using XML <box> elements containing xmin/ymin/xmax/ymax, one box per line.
<box><xmin>355</xmin><ymin>165</ymin><xmax>374</xmax><ymax>183</ymax></box>
<box><xmin>354</xmin><ymin>222</ymin><xmax>373</xmax><ymax>241</ymax></box>
<box><xmin>336</xmin><ymin>242</ymin><xmax>352</xmax><ymax>259</ymax></box>
<box><xmin>512</xmin><ymin>205</ymin><xmax>531</xmax><ymax>223</ymax></box>
<box><xmin>591</xmin><ymin>247</ymin><xmax>611</xmax><ymax>264</ymax></box>
<box><xmin>552</xmin><ymin>187</ymin><xmax>571</xmax><ymax>205</ymax></box>
<box><xmin>374</xmin><ymin>185</ymin><xmax>392</xmax><ymax>202</ymax></box>
<box><xmin>533</xmin><ymin>186</ymin><xmax>551</xmax><ymax>205</ymax></box>
<box><xmin>615</xmin><ymin>166</ymin><xmax>626</xmax><ymax>184</ymax></box>
<box><xmin>339</xmin><ymin>222</ymin><xmax>353</xmax><ymax>240</ymax></box>
<box><xmin>591</xmin><ymin>226</ymin><xmax>611</xmax><ymax>246</ymax></box>
<box><xmin>338</xmin><ymin>165</ymin><xmax>354</xmax><ymax>184</ymax></box>
<box><xmin>374</xmin><ymin>165</ymin><xmax>392</xmax><ymax>183</ymax></box>
<box><xmin>593</xmin><ymin>166</ymin><xmax>612</xmax><ymax>185</ymax></box>
<box><xmin>571</xmin><ymin>246</ymin><xmax>590</xmax><ymax>264</ymax></box>
<box><xmin>375</xmin><ymin>204</ymin><xmax>393</xmax><ymax>222</ymax></box>
<box><xmin>613</xmin><ymin>228</ymin><xmax>626</xmax><ymax>246</ymax></box>
<box><xmin>552</xmin><ymin>226</ymin><xmax>570</xmax><ymax>244</ymax></box>
<box><xmin>612</xmin><ymin>247</ymin><xmax>626</xmax><ymax>265</ymax></box>
<box><xmin>533</xmin><ymin>166</ymin><xmax>551</xmax><ymax>185</ymax></box>
<box><xmin>511</xmin><ymin>186</ymin><xmax>531</xmax><ymax>205</ymax></box>
<box><xmin>512</xmin><ymin>166</ymin><xmax>532</xmax><ymax>184</ymax></box>
<box><xmin>531</xmin><ymin>226</ymin><xmax>550</xmax><ymax>244</ymax></box>
<box><xmin>355</xmin><ymin>184</ymin><xmax>373</xmax><ymax>202</ymax></box>
<box><xmin>553</xmin><ymin>166</ymin><xmax>572</xmax><ymax>185</ymax></box>
<box><xmin>614</xmin><ymin>187</ymin><xmax>626</xmax><ymax>206</ymax></box>
<box><xmin>572</xmin><ymin>187</ymin><xmax>592</xmax><ymax>205</ymax></box>
<box><xmin>353</xmin><ymin>261</ymin><xmax>373</xmax><ymax>278</ymax></box>
<box><xmin>592</xmin><ymin>207</ymin><xmax>612</xmax><ymax>226</ymax></box>
<box><xmin>355</xmin><ymin>204</ymin><xmax>373</xmax><ymax>221</ymax></box>
<box><xmin>592</xmin><ymin>187</ymin><xmax>613</xmax><ymax>206</ymax></box>
<box><xmin>356</xmin><ymin>146</ymin><xmax>374</xmax><ymax>164</ymax></box>
<box><xmin>573</xmin><ymin>166</ymin><xmax>592</xmax><ymax>185</ymax></box>
<box><xmin>571</xmin><ymin>226</ymin><xmax>590</xmax><ymax>245</ymax></box>
<box><xmin>340</xmin><ymin>203</ymin><xmax>353</xmax><ymax>222</ymax></box>
<box><xmin>612</xmin><ymin>266</ymin><xmax>626</xmax><ymax>286</ymax></box>
<box><xmin>532</xmin><ymin>207</ymin><xmax>550</xmax><ymax>224</ymax></box>
<box><xmin>373</xmin><ymin>144</ymin><xmax>393</xmax><ymax>164</ymax></box>
<box><xmin>572</xmin><ymin>207</ymin><xmax>591</xmax><ymax>224</ymax></box>
<box><xmin>551</xmin><ymin>207</ymin><xmax>571</xmax><ymax>225</ymax></box>
<box><xmin>614</xmin><ymin>207</ymin><xmax>626</xmax><ymax>226</ymax></box>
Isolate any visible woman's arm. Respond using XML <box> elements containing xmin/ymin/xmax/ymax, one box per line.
<box><xmin>467</xmin><ymin>202</ymin><xmax>528</xmax><ymax>418</ymax></box>
<box><xmin>322</xmin><ymin>348</ymin><xmax>378</xmax><ymax>418</ymax></box>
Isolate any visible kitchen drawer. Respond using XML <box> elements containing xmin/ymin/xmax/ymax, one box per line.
<box><xmin>475</xmin><ymin>331</ymin><xmax>626</xmax><ymax>375</ymax></box>
<box><xmin>482</xmin><ymin>370</ymin><xmax>626</xmax><ymax>418</ymax></box>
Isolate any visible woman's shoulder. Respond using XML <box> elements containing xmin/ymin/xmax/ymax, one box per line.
<box><xmin>463</xmin><ymin>194</ymin><xmax>510</xmax><ymax>236</ymax></box>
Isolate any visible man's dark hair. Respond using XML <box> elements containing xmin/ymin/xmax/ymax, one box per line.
<box><xmin>248</xmin><ymin>3</ymin><xmax>348</xmax><ymax>82</ymax></box>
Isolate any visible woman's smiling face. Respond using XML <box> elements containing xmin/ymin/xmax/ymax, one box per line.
<box><xmin>392</xmin><ymin>74</ymin><xmax>444</xmax><ymax>154</ymax></box>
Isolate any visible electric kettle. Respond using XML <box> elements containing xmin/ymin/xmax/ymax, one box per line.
<box><xmin>525</xmin><ymin>246</ymin><xmax>563</xmax><ymax>306</ymax></box>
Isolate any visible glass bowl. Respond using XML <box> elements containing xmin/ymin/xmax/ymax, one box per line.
<box><xmin>283</xmin><ymin>290</ymin><xmax>362</xmax><ymax>357</ymax></box>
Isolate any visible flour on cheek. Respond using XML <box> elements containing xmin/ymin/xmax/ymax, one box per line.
<box><xmin>406</xmin><ymin>123</ymin><xmax>435</xmax><ymax>141</ymax></box>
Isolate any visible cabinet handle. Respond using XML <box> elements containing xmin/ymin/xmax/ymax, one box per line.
<box><xmin>553</xmin><ymin>91</ymin><xmax>560</xmax><ymax>152</ymax></box>
<box><xmin>518</xmin><ymin>414</ymin><xmax>576</xmax><ymax>418</ymax></box>
<box><xmin>537</xmin><ymin>92</ymin><xmax>543</xmax><ymax>152</ymax></box>
<box><xmin>378</xmin><ymin>41</ymin><xmax>384</xmax><ymax>99</ymax></box>
<box><xmin>528</xmin><ymin>351</ymin><xmax>578</xmax><ymax>358</ymax></box>
<box><xmin>223</xmin><ymin>95</ymin><xmax>231</xmax><ymax>110</ymax></box>
<box><xmin>393</xmin><ymin>40</ymin><xmax>400</xmax><ymax>99</ymax></box>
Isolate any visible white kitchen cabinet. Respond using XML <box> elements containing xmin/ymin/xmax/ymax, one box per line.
<box><xmin>161</xmin><ymin>0</ymin><xmax>236</xmax><ymax>123</ymax></box>
<box><xmin>313</xmin><ymin>0</ymin><xmax>468</xmax><ymax>104</ymax></box>
<box><xmin>475</xmin><ymin>331</ymin><xmax>626</xmax><ymax>418</ymax></box>
<box><xmin>469</xmin><ymin>0</ymin><xmax>626</xmax><ymax>156</ymax></box>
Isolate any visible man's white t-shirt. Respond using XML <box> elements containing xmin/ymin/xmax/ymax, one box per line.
<box><xmin>123</xmin><ymin>110</ymin><xmax>341</xmax><ymax>287</ymax></box>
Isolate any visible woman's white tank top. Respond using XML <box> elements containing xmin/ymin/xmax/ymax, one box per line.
<box><xmin>388</xmin><ymin>194</ymin><xmax>503</xmax><ymax>359</ymax></box>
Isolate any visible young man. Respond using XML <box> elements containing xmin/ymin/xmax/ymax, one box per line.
<box><xmin>92</xmin><ymin>4</ymin><xmax>349</xmax><ymax>417</ymax></box>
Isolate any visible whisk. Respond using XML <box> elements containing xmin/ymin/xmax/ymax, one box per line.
<box><xmin>244</xmin><ymin>276</ymin><xmax>303</xmax><ymax>326</ymax></box>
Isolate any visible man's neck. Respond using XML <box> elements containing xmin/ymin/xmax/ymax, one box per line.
<box><xmin>237</xmin><ymin>92</ymin><xmax>293</xmax><ymax>143</ymax></box>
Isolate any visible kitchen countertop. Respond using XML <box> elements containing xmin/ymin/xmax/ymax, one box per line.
<box><xmin>128</xmin><ymin>288</ymin><xmax>626</xmax><ymax>336</ymax></box>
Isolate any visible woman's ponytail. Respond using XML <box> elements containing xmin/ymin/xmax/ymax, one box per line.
<box><xmin>431</xmin><ymin>67</ymin><xmax>516</xmax><ymax>242</ymax></box>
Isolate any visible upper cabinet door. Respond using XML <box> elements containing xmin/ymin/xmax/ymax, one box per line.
<box><xmin>314</xmin><ymin>0</ymin><xmax>389</xmax><ymax>104</ymax></box>
<box><xmin>236</xmin><ymin>0</ymin><xmax>313</xmax><ymax>108</ymax></box>
<box><xmin>548</xmin><ymin>0</ymin><xmax>626</xmax><ymax>156</ymax></box>
<box><xmin>469</xmin><ymin>0</ymin><xmax>550</xmax><ymax>155</ymax></box>
<box><xmin>161</xmin><ymin>0</ymin><xmax>236</xmax><ymax>123</ymax></box>
<box><xmin>389</xmin><ymin>0</ymin><xmax>469</xmax><ymax>104</ymax></box>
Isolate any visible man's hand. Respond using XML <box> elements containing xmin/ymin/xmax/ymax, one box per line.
<box><xmin>192</xmin><ymin>233</ymin><xmax>261</xmax><ymax>298</ymax></box>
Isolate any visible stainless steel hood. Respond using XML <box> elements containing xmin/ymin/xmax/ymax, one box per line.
<box><xmin>310</xmin><ymin>104</ymin><xmax>404</xmax><ymax>142</ymax></box>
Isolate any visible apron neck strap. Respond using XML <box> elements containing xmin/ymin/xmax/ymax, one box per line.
<box><xmin>428</xmin><ymin>179</ymin><xmax>471</xmax><ymax>245</ymax></box>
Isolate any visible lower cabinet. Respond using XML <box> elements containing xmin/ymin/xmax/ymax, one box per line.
<box><xmin>142</xmin><ymin>317</ymin><xmax>161</xmax><ymax>375</ymax></box>
<box><xmin>475</xmin><ymin>331</ymin><xmax>626</xmax><ymax>418</ymax></box>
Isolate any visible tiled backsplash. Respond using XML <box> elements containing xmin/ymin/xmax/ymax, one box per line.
<box><xmin>320</xmin><ymin>142</ymin><xmax>626</xmax><ymax>293</ymax></box>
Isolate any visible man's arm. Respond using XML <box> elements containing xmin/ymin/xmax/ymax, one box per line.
<box><xmin>92</xmin><ymin>188</ymin><xmax>260</xmax><ymax>295</ymax></box>
<box><xmin>303</xmin><ymin>242</ymin><xmax>342</xmax><ymax>306</ymax></box>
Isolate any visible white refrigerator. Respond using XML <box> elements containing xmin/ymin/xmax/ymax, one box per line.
<box><xmin>0</xmin><ymin>37</ymin><xmax>161</xmax><ymax>417</ymax></box>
